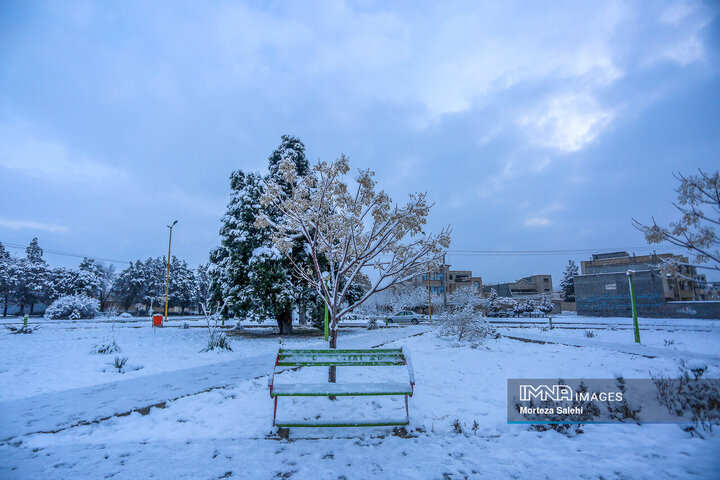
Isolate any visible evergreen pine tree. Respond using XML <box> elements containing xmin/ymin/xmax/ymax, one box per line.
<box><xmin>560</xmin><ymin>260</ymin><xmax>579</xmax><ymax>302</ymax></box>
<box><xmin>209</xmin><ymin>135</ymin><xmax>319</xmax><ymax>334</ymax></box>
<box><xmin>112</xmin><ymin>261</ymin><xmax>146</xmax><ymax>312</ymax></box>
<box><xmin>17</xmin><ymin>238</ymin><xmax>49</xmax><ymax>314</ymax></box>
<box><xmin>0</xmin><ymin>242</ymin><xmax>17</xmax><ymax>316</ymax></box>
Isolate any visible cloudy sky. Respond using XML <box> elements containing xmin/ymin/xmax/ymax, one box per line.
<box><xmin>1</xmin><ymin>1</ymin><xmax>719</xmax><ymax>285</ymax></box>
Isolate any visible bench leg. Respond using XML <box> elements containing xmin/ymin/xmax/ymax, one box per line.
<box><xmin>273</xmin><ymin>397</ymin><xmax>278</xmax><ymax>426</ymax></box>
<box><xmin>404</xmin><ymin>395</ymin><xmax>409</xmax><ymax>422</ymax></box>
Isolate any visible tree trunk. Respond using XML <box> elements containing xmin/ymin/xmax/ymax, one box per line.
<box><xmin>2</xmin><ymin>299</ymin><xmax>7</xmax><ymax>317</ymax></box>
<box><xmin>276</xmin><ymin>307</ymin><xmax>293</xmax><ymax>335</ymax></box>
<box><xmin>19</xmin><ymin>302</ymin><xmax>25</xmax><ymax>316</ymax></box>
<box><xmin>30</xmin><ymin>303</ymin><xmax>35</xmax><ymax>315</ymax></box>
<box><xmin>299</xmin><ymin>306</ymin><xmax>306</xmax><ymax>325</ymax></box>
<box><xmin>328</xmin><ymin>328</ymin><xmax>338</xmax><ymax>384</ymax></box>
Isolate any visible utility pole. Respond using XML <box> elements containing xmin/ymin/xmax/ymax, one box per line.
<box><xmin>427</xmin><ymin>264</ymin><xmax>432</xmax><ymax>322</ymax></box>
<box><xmin>442</xmin><ymin>254</ymin><xmax>448</xmax><ymax>309</ymax></box>
<box><xmin>164</xmin><ymin>220</ymin><xmax>178</xmax><ymax>322</ymax></box>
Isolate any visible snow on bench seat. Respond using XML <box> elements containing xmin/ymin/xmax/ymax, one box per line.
<box><xmin>274</xmin><ymin>417</ymin><xmax>409</xmax><ymax>428</ymax></box>
<box><xmin>277</xmin><ymin>348</ymin><xmax>406</xmax><ymax>366</ymax></box>
<box><xmin>271</xmin><ymin>381</ymin><xmax>413</xmax><ymax>397</ymax></box>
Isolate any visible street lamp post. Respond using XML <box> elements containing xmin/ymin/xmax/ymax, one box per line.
<box><xmin>164</xmin><ymin>220</ymin><xmax>178</xmax><ymax>322</ymax></box>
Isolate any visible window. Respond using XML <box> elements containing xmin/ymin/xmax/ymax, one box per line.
<box><xmin>437</xmin><ymin>273</ymin><xmax>443</xmax><ymax>281</ymax></box>
<box><xmin>543</xmin><ymin>278</ymin><xmax>549</xmax><ymax>283</ymax></box>
<box><xmin>422</xmin><ymin>274</ymin><xmax>428</xmax><ymax>280</ymax></box>
<box><xmin>473</xmin><ymin>281</ymin><xmax>479</xmax><ymax>287</ymax></box>
<box><xmin>438</xmin><ymin>286</ymin><xmax>444</xmax><ymax>293</ymax></box>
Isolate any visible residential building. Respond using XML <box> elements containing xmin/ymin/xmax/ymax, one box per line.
<box><xmin>482</xmin><ymin>275</ymin><xmax>553</xmax><ymax>297</ymax></box>
<box><xmin>400</xmin><ymin>264</ymin><xmax>482</xmax><ymax>295</ymax></box>
<box><xmin>574</xmin><ymin>251</ymin><xmax>720</xmax><ymax>319</ymax></box>
<box><xmin>580</xmin><ymin>251</ymin><xmax>699</xmax><ymax>301</ymax></box>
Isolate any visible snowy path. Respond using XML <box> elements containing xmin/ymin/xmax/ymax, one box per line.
<box><xmin>502</xmin><ymin>332</ymin><xmax>720</xmax><ymax>364</ymax></box>
<box><xmin>0</xmin><ymin>326</ymin><xmax>429</xmax><ymax>443</ymax></box>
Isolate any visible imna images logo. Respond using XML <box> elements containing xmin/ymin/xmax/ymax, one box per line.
<box><xmin>519</xmin><ymin>384</ymin><xmax>573</xmax><ymax>402</ymax></box>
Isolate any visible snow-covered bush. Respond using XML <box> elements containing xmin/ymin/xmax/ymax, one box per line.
<box><xmin>653</xmin><ymin>360</ymin><xmax>719</xmax><ymax>434</ymax></box>
<box><xmin>181</xmin><ymin>322</ymin><xmax>190</xmax><ymax>329</ymax></box>
<box><xmin>537</xmin><ymin>296</ymin><xmax>554</xmax><ymax>315</ymax></box>
<box><xmin>119</xmin><ymin>312</ymin><xmax>132</xmax><ymax>319</ymax></box>
<box><xmin>606</xmin><ymin>377</ymin><xmax>641</xmax><ymax>424</ymax></box>
<box><xmin>200</xmin><ymin>302</ymin><xmax>232</xmax><ymax>352</ymax></box>
<box><xmin>5</xmin><ymin>324</ymin><xmax>38</xmax><ymax>334</ymax></box>
<box><xmin>112</xmin><ymin>356</ymin><xmax>128</xmax><ymax>373</ymax></box>
<box><xmin>44</xmin><ymin>295</ymin><xmax>99</xmax><ymax>320</ymax></box>
<box><xmin>93</xmin><ymin>338</ymin><xmax>121</xmax><ymax>355</ymax></box>
<box><xmin>367</xmin><ymin>317</ymin><xmax>379</xmax><ymax>330</ymax></box>
<box><xmin>515</xmin><ymin>380</ymin><xmax>601</xmax><ymax>436</ymax></box>
<box><xmin>437</xmin><ymin>307</ymin><xmax>499</xmax><ymax>348</ymax></box>
<box><xmin>204</xmin><ymin>332</ymin><xmax>232</xmax><ymax>352</ymax></box>
<box><xmin>584</xmin><ymin>330</ymin><xmax>596</xmax><ymax>338</ymax></box>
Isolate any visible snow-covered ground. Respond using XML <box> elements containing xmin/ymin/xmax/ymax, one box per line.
<box><xmin>1</xmin><ymin>316</ymin><xmax>719</xmax><ymax>479</ymax></box>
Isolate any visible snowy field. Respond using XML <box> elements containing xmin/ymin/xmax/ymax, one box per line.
<box><xmin>1</xmin><ymin>315</ymin><xmax>719</xmax><ymax>479</ymax></box>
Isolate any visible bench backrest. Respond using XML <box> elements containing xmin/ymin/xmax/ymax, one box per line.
<box><xmin>277</xmin><ymin>348</ymin><xmax>406</xmax><ymax>366</ymax></box>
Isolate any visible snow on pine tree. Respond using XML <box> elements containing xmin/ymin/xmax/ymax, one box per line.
<box><xmin>14</xmin><ymin>238</ymin><xmax>50</xmax><ymax>315</ymax></box>
<box><xmin>209</xmin><ymin>170</ymin><xmax>281</xmax><ymax>326</ymax></box>
<box><xmin>259</xmin><ymin>154</ymin><xmax>451</xmax><ymax>356</ymax></box>
<box><xmin>560</xmin><ymin>260</ymin><xmax>578</xmax><ymax>302</ymax></box>
<box><xmin>209</xmin><ymin>136</ymin><xmax>319</xmax><ymax>334</ymax></box>
<box><xmin>538</xmin><ymin>295</ymin><xmax>554</xmax><ymax>314</ymax></box>
<box><xmin>0</xmin><ymin>242</ymin><xmax>19</xmax><ymax>317</ymax></box>
<box><xmin>78</xmin><ymin>258</ymin><xmax>116</xmax><ymax>310</ymax></box>
<box><xmin>112</xmin><ymin>261</ymin><xmax>147</xmax><ymax>312</ymax></box>
<box><xmin>194</xmin><ymin>263</ymin><xmax>211</xmax><ymax>313</ymax></box>
<box><xmin>167</xmin><ymin>257</ymin><xmax>196</xmax><ymax>313</ymax></box>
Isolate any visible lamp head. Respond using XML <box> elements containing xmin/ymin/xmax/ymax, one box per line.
<box><xmin>168</xmin><ymin>220</ymin><xmax>178</xmax><ymax>228</ymax></box>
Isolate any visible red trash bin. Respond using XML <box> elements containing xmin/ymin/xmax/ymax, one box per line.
<box><xmin>152</xmin><ymin>314</ymin><xmax>163</xmax><ymax>327</ymax></box>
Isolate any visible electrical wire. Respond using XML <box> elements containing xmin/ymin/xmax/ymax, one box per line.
<box><xmin>1</xmin><ymin>241</ymin><xmax>131</xmax><ymax>265</ymax></box>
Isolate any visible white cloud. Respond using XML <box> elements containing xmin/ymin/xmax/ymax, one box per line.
<box><xmin>519</xmin><ymin>94</ymin><xmax>615</xmax><ymax>153</ymax></box>
<box><xmin>0</xmin><ymin>124</ymin><xmax>130</xmax><ymax>186</ymax></box>
<box><xmin>0</xmin><ymin>218</ymin><xmax>69</xmax><ymax>233</ymax></box>
<box><xmin>524</xmin><ymin>217</ymin><xmax>552</xmax><ymax>227</ymax></box>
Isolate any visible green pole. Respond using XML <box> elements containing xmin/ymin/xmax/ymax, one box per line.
<box><xmin>627</xmin><ymin>271</ymin><xmax>640</xmax><ymax>344</ymax></box>
<box><xmin>324</xmin><ymin>302</ymin><xmax>329</xmax><ymax>342</ymax></box>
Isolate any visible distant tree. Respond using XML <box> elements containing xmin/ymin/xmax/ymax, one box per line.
<box><xmin>633</xmin><ymin>169</ymin><xmax>719</xmax><ymax>273</ymax></box>
<box><xmin>447</xmin><ymin>285</ymin><xmax>484</xmax><ymax>313</ymax></box>
<box><xmin>560</xmin><ymin>260</ymin><xmax>578</xmax><ymax>302</ymax></box>
<box><xmin>141</xmin><ymin>257</ymin><xmax>167</xmax><ymax>313</ymax></box>
<box><xmin>47</xmin><ymin>267</ymin><xmax>79</xmax><ymax>302</ymax></box>
<box><xmin>15</xmin><ymin>239</ymin><xmax>49</xmax><ymax>315</ymax></box>
<box><xmin>537</xmin><ymin>295</ymin><xmax>554</xmax><ymax>315</ymax></box>
<box><xmin>78</xmin><ymin>258</ymin><xmax>116</xmax><ymax>310</ymax></box>
<box><xmin>194</xmin><ymin>263</ymin><xmax>211</xmax><ymax>311</ymax></box>
<box><xmin>168</xmin><ymin>257</ymin><xmax>196</xmax><ymax>313</ymax></box>
<box><xmin>25</xmin><ymin>237</ymin><xmax>44</xmax><ymax>263</ymax></box>
<box><xmin>0</xmin><ymin>243</ymin><xmax>18</xmax><ymax>316</ymax></box>
<box><xmin>112</xmin><ymin>261</ymin><xmax>146</xmax><ymax>312</ymax></box>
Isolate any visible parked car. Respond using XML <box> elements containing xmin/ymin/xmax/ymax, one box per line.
<box><xmin>386</xmin><ymin>311</ymin><xmax>426</xmax><ymax>325</ymax></box>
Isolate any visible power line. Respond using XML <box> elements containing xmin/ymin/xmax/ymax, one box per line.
<box><xmin>1</xmin><ymin>241</ymin><xmax>131</xmax><ymax>265</ymax></box>
<box><xmin>446</xmin><ymin>246</ymin><xmax>687</xmax><ymax>257</ymax></box>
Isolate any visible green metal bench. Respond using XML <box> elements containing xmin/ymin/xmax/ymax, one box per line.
<box><xmin>268</xmin><ymin>347</ymin><xmax>415</xmax><ymax>427</ymax></box>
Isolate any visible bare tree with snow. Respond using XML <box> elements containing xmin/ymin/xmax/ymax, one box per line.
<box><xmin>259</xmin><ymin>155</ymin><xmax>450</xmax><ymax>380</ymax></box>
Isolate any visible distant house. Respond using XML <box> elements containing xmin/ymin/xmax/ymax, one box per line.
<box><xmin>400</xmin><ymin>264</ymin><xmax>482</xmax><ymax>295</ymax></box>
<box><xmin>482</xmin><ymin>274</ymin><xmax>553</xmax><ymax>297</ymax></box>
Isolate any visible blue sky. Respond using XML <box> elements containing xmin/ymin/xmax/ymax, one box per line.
<box><xmin>1</xmin><ymin>1</ymin><xmax>719</xmax><ymax>284</ymax></box>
